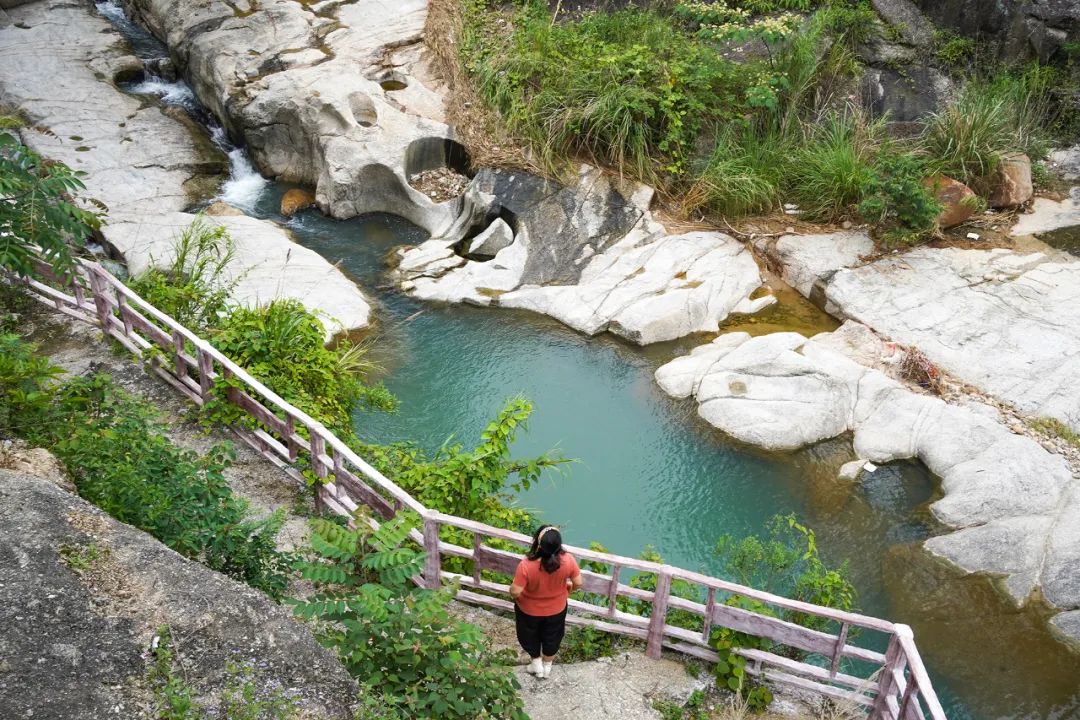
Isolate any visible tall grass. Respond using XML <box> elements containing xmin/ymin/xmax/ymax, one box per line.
<box><xmin>923</xmin><ymin>66</ymin><xmax>1057</xmax><ymax>186</ymax></box>
<box><xmin>787</xmin><ymin>110</ymin><xmax>884</xmax><ymax>219</ymax></box>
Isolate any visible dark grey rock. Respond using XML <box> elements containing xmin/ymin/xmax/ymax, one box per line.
<box><xmin>870</xmin><ymin>0</ymin><xmax>934</xmax><ymax>45</ymax></box>
<box><xmin>912</xmin><ymin>0</ymin><xmax>1080</xmax><ymax>61</ymax></box>
<box><xmin>0</xmin><ymin>469</ymin><xmax>359</xmax><ymax>720</ymax></box>
<box><xmin>860</xmin><ymin>65</ymin><xmax>954</xmax><ymax>122</ymax></box>
<box><xmin>471</xmin><ymin>168</ymin><xmax>643</xmax><ymax>285</ymax></box>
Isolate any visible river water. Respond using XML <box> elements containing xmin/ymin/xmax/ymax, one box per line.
<box><xmin>95</xmin><ymin>3</ymin><xmax>1080</xmax><ymax>717</ymax></box>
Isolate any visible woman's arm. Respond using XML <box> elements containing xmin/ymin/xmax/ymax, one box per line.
<box><xmin>509</xmin><ymin>582</ymin><xmax>524</xmax><ymax>600</ymax></box>
<box><xmin>566</xmin><ymin>572</ymin><xmax>583</xmax><ymax>593</ymax></box>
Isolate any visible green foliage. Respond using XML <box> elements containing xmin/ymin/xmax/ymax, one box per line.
<box><xmin>0</xmin><ymin>129</ymin><xmax>102</xmax><ymax>276</ymax></box>
<box><xmin>1029</xmin><ymin>416</ymin><xmax>1080</xmax><ymax>450</ymax></box>
<box><xmin>923</xmin><ymin>66</ymin><xmax>1057</xmax><ymax>186</ymax></box>
<box><xmin>934</xmin><ymin>31</ymin><xmax>975</xmax><ymax>66</ymax></box>
<box><xmin>148</xmin><ymin>627</ymin><xmax>301</xmax><ymax>720</ymax></box>
<box><xmin>787</xmin><ymin>110</ymin><xmax>883</xmax><ymax>219</ymax></box>
<box><xmin>1</xmin><ymin>337</ymin><xmax>292</xmax><ymax>598</ymax></box>
<box><xmin>59</xmin><ymin>542</ymin><xmax>107</xmax><ymax>571</ymax></box>
<box><xmin>292</xmin><ymin>515</ymin><xmax>527</xmax><ymax>720</ymax></box>
<box><xmin>858</xmin><ymin>153</ymin><xmax>941</xmax><ymax>245</ymax></box>
<box><xmin>356</xmin><ymin>397</ymin><xmax>564</xmax><ymax>530</ymax></box>
<box><xmin>557</xmin><ymin>626</ymin><xmax>615</xmax><ymax>663</ymax></box>
<box><xmin>464</xmin><ymin>1</ymin><xmax>747</xmax><ymax>179</ymax></box>
<box><xmin>127</xmin><ymin>216</ymin><xmax>236</xmax><ymax>332</ymax></box>
<box><xmin>207</xmin><ymin>299</ymin><xmax>395</xmax><ymax>439</ymax></box>
<box><xmin>0</xmin><ymin>333</ymin><xmax>63</xmax><ymax>435</ymax></box>
<box><xmin>714</xmin><ymin>514</ymin><xmax>856</xmax><ymax>627</ymax></box>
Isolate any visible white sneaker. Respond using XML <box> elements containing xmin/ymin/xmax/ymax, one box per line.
<box><xmin>541</xmin><ymin>661</ymin><xmax>553</xmax><ymax>679</ymax></box>
<box><xmin>527</xmin><ymin>658</ymin><xmax>543</xmax><ymax>675</ymax></box>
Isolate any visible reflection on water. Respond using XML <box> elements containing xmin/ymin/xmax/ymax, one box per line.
<box><xmin>249</xmin><ymin>188</ymin><xmax>1078</xmax><ymax>719</ymax></box>
<box><xmin>1037</xmin><ymin>225</ymin><xmax>1080</xmax><ymax>257</ymax></box>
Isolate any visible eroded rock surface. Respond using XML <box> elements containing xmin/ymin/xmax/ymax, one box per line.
<box><xmin>655</xmin><ymin>322</ymin><xmax>1080</xmax><ymax>639</ymax></box>
<box><xmin>756</xmin><ymin>232</ymin><xmax>1080</xmax><ymax>434</ymax></box>
<box><xmin>125</xmin><ymin>0</ymin><xmax>463</xmax><ymax>231</ymax></box>
<box><xmin>395</xmin><ymin>166</ymin><xmax>769</xmax><ymax>344</ymax></box>
<box><xmin>824</xmin><ymin>248</ymin><xmax>1080</xmax><ymax>431</ymax></box>
<box><xmin>0</xmin><ymin>0</ymin><xmax>372</xmax><ymax>335</ymax></box>
<box><xmin>0</xmin><ymin>469</ymin><xmax>359</xmax><ymax>719</ymax></box>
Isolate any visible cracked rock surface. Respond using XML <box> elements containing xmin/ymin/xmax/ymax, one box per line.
<box><xmin>0</xmin><ymin>0</ymin><xmax>372</xmax><ymax>336</ymax></box>
<box><xmin>655</xmin><ymin>321</ymin><xmax>1080</xmax><ymax>645</ymax></box>
<box><xmin>0</xmin><ymin>469</ymin><xmax>359</xmax><ymax>720</ymax></box>
<box><xmin>756</xmin><ymin>233</ymin><xmax>1080</xmax><ymax>434</ymax></box>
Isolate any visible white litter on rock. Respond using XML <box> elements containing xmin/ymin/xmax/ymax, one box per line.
<box><xmin>863</xmin><ymin>461</ymin><xmax>878</xmax><ymax>473</ymax></box>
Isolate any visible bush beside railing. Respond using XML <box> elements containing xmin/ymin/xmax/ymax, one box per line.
<box><xmin>12</xmin><ymin>259</ymin><xmax>947</xmax><ymax>720</ymax></box>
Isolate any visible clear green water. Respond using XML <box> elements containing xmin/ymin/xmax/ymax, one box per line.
<box><xmin>250</xmin><ymin>188</ymin><xmax>1080</xmax><ymax>720</ymax></box>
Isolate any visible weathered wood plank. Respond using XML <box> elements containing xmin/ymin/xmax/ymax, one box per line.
<box><xmin>896</xmin><ymin>629</ymin><xmax>947</xmax><ymax>720</ymax></box>
<box><xmin>761</xmin><ymin>669</ymin><xmax>876</xmax><ymax>708</ymax></box>
<box><xmin>607</xmin><ymin>565</ymin><xmax>621</xmax><ymax>618</ymax></box>
<box><xmin>735</xmin><ymin>647</ymin><xmax>876</xmax><ymax>694</ymax></box>
<box><xmin>646</xmin><ymin>570</ymin><xmax>673</xmax><ymax>659</ymax></box>
<box><xmin>423</xmin><ymin>514</ymin><xmax>441</xmax><ymax>590</ymax></box>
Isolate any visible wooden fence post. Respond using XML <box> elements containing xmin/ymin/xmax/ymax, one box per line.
<box><xmin>86</xmin><ymin>268</ymin><xmax>112</xmax><ymax>333</ymax></box>
<box><xmin>870</xmin><ymin>633</ymin><xmax>904</xmax><ymax>720</ymax></box>
<box><xmin>646</xmin><ymin>568</ymin><xmax>673</xmax><ymax>659</ymax></box>
<box><xmin>197</xmin><ymin>347</ymin><xmax>213</xmax><ymax>400</ymax></box>
<box><xmin>423</xmin><ymin>512</ymin><xmax>441</xmax><ymax>590</ymax></box>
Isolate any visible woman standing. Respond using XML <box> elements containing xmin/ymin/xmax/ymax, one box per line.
<box><xmin>509</xmin><ymin>525</ymin><xmax>583</xmax><ymax>679</ymax></box>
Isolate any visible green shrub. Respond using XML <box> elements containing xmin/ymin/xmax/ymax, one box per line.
<box><xmin>934</xmin><ymin>31</ymin><xmax>975</xmax><ymax>66</ymax></box>
<box><xmin>128</xmin><ymin>216</ymin><xmax>236</xmax><ymax>332</ymax></box>
<box><xmin>858</xmin><ymin>153</ymin><xmax>941</xmax><ymax>245</ymax></box>
<box><xmin>787</xmin><ymin>110</ymin><xmax>883</xmax><ymax>219</ymax></box>
<box><xmin>686</xmin><ymin>133</ymin><xmax>780</xmax><ymax>216</ymax></box>
<box><xmin>208</xmin><ymin>299</ymin><xmax>395</xmax><ymax>439</ymax></box>
<box><xmin>1</xmin><ymin>336</ymin><xmax>293</xmax><ymax>599</ymax></box>
<box><xmin>291</xmin><ymin>515</ymin><xmax>527</xmax><ymax>720</ymax></box>
<box><xmin>923</xmin><ymin>66</ymin><xmax>1057</xmax><ymax>186</ymax></box>
<box><xmin>357</xmin><ymin>397</ymin><xmax>564</xmax><ymax>532</ymax></box>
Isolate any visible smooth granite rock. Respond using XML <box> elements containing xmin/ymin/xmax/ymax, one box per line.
<box><xmin>0</xmin><ymin>0</ymin><xmax>373</xmax><ymax>335</ymax></box>
<box><xmin>753</xmin><ymin>231</ymin><xmax>874</xmax><ymax>298</ymax></box>
<box><xmin>656</xmin><ymin>321</ymin><xmax>1080</xmax><ymax>628</ymax></box>
<box><xmin>823</xmin><ymin>248</ymin><xmax>1080</xmax><ymax>432</ymax></box>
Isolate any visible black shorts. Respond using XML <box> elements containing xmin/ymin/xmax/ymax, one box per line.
<box><xmin>514</xmin><ymin>604</ymin><xmax>568</xmax><ymax>657</ymax></box>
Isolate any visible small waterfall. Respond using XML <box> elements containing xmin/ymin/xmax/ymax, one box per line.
<box><xmin>127</xmin><ymin>75</ymin><xmax>196</xmax><ymax>109</ymax></box>
<box><xmin>211</xmin><ymin>127</ymin><xmax>268</xmax><ymax>213</ymax></box>
<box><xmin>96</xmin><ymin>0</ymin><xmax>268</xmax><ymax>213</ymax></box>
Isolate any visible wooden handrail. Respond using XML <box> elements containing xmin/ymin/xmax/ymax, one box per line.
<box><xmin>10</xmin><ymin>259</ymin><xmax>948</xmax><ymax>719</ymax></box>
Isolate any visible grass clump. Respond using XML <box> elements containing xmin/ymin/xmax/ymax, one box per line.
<box><xmin>1029</xmin><ymin>416</ymin><xmax>1080</xmax><ymax>450</ymax></box>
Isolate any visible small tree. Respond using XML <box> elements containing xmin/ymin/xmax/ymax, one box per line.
<box><xmin>0</xmin><ymin>129</ymin><xmax>102</xmax><ymax>276</ymax></box>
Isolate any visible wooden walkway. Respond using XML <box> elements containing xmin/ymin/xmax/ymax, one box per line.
<box><xmin>16</xmin><ymin>260</ymin><xmax>948</xmax><ymax>720</ymax></box>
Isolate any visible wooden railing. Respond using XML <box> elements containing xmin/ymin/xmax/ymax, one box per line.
<box><xmin>13</xmin><ymin>259</ymin><xmax>948</xmax><ymax>720</ymax></box>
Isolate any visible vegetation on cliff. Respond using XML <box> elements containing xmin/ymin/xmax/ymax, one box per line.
<box><xmin>455</xmin><ymin>0</ymin><xmax>1070</xmax><ymax>245</ymax></box>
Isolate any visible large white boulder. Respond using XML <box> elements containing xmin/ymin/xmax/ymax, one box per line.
<box><xmin>823</xmin><ymin>247</ymin><xmax>1080</xmax><ymax>432</ymax></box>
<box><xmin>753</xmin><ymin>231</ymin><xmax>874</xmax><ymax>298</ymax></box>
<box><xmin>655</xmin><ymin>321</ymin><xmax>1080</xmax><ymax>630</ymax></box>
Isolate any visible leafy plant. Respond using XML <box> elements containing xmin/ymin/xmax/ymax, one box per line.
<box><xmin>787</xmin><ymin>109</ymin><xmax>883</xmax><ymax>219</ymax></box>
<box><xmin>207</xmin><ymin>299</ymin><xmax>395</xmax><ymax>439</ymax></box>
<box><xmin>558</xmin><ymin>626</ymin><xmax>615</xmax><ymax>663</ymax></box>
<box><xmin>934</xmin><ymin>31</ymin><xmax>975</xmax><ymax>66</ymax></box>
<box><xmin>128</xmin><ymin>216</ymin><xmax>236</xmax><ymax>332</ymax></box>
<box><xmin>0</xmin><ymin>129</ymin><xmax>102</xmax><ymax>276</ymax></box>
<box><xmin>291</xmin><ymin>514</ymin><xmax>528</xmax><ymax>720</ymax></box>
<box><xmin>356</xmin><ymin>397</ymin><xmax>565</xmax><ymax>531</ymax></box>
<box><xmin>858</xmin><ymin>153</ymin><xmax>941</xmax><ymax>245</ymax></box>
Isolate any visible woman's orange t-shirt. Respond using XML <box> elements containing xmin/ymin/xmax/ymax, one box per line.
<box><xmin>513</xmin><ymin>553</ymin><xmax>580</xmax><ymax>617</ymax></box>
